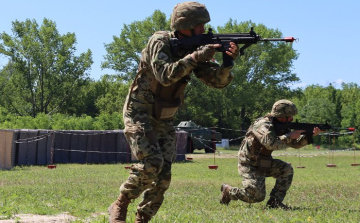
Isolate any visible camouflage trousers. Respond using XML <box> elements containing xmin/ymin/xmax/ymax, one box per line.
<box><xmin>119</xmin><ymin>96</ymin><xmax>177</xmax><ymax>218</ymax></box>
<box><xmin>229</xmin><ymin>159</ymin><xmax>293</xmax><ymax>203</ymax></box>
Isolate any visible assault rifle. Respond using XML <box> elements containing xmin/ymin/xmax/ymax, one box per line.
<box><xmin>170</xmin><ymin>27</ymin><xmax>296</xmax><ymax>67</ymax></box>
<box><xmin>289</xmin><ymin>120</ymin><xmax>355</xmax><ymax>143</ymax></box>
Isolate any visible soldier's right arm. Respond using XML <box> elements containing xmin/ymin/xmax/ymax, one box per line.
<box><xmin>145</xmin><ymin>33</ymin><xmax>197</xmax><ymax>86</ymax></box>
<box><xmin>252</xmin><ymin>119</ymin><xmax>290</xmax><ymax>151</ymax></box>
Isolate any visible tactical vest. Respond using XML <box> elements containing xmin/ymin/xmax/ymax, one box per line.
<box><xmin>150</xmin><ymin>74</ymin><xmax>190</xmax><ymax>120</ymax></box>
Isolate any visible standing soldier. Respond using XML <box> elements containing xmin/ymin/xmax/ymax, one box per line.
<box><xmin>109</xmin><ymin>1</ymin><xmax>240</xmax><ymax>222</ymax></box>
<box><xmin>220</xmin><ymin>99</ymin><xmax>320</xmax><ymax>209</ymax></box>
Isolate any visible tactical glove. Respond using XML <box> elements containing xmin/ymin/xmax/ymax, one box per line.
<box><xmin>191</xmin><ymin>44</ymin><xmax>218</xmax><ymax>62</ymax></box>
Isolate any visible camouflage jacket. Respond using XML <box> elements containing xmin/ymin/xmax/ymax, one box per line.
<box><xmin>124</xmin><ymin>31</ymin><xmax>234</xmax><ymax>118</ymax></box>
<box><xmin>238</xmin><ymin>116</ymin><xmax>309</xmax><ymax>166</ymax></box>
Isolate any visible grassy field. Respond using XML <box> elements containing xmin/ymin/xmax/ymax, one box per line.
<box><xmin>1</xmin><ymin>148</ymin><xmax>360</xmax><ymax>222</ymax></box>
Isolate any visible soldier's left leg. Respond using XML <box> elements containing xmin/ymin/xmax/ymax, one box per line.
<box><xmin>266</xmin><ymin>159</ymin><xmax>293</xmax><ymax>202</ymax></box>
<box><xmin>136</xmin><ymin>119</ymin><xmax>176</xmax><ymax>220</ymax></box>
<box><xmin>229</xmin><ymin>164</ymin><xmax>267</xmax><ymax>203</ymax></box>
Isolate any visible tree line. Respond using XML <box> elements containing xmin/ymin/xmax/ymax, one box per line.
<box><xmin>0</xmin><ymin>11</ymin><xmax>359</xmax><ymax>147</ymax></box>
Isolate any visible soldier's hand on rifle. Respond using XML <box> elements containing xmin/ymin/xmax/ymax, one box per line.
<box><xmin>226</xmin><ymin>42</ymin><xmax>240</xmax><ymax>60</ymax></box>
<box><xmin>313</xmin><ymin>127</ymin><xmax>321</xmax><ymax>136</ymax></box>
<box><xmin>191</xmin><ymin>44</ymin><xmax>221</xmax><ymax>62</ymax></box>
<box><xmin>288</xmin><ymin>130</ymin><xmax>305</xmax><ymax>139</ymax></box>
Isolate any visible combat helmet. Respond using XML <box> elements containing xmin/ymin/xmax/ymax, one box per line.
<box><xmin>270</xmin><ymin>99</ymin><xmax>297</xmax><ymax>118</ymax></box>
<box><xmin>170</xmin><ymin>1</ymin><xmax>210</xmax><ymax>30</ymax></box>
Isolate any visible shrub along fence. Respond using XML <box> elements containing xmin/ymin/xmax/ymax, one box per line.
<box><xmin>0</xmin><ymin>129</ymin><xmax>188</xmax><ymax>170</ymax></box>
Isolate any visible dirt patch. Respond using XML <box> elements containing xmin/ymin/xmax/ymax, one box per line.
<box><xmin>0</xmin><ymin>213</ymin><xmax>76</xmax><ymax>223</ymax></box>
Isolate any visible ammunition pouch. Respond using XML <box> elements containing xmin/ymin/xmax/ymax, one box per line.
<box><xmin>257</xmin><ymin>145</ymin><xmax>273</xmax><ymax>172</ymax></box>
<box><xmin>257</xmin><ymin>155</ymin><xmax>273</xmax><ymax>172</ymax></box>
<box><xmin>151</xmin><ymin>75</ymin><xmax>190</xmax><ymax>120</ymax></box>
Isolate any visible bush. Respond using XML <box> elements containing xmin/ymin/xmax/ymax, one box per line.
<box><xmin>93</xmin><ymin>112</ymin><xmax>123</xmax><ymax>130</ymax></box>
<box><xmin>0</xmin><ymin>112</ymin><xmax>124</xmax><ymax>130</ymax></box>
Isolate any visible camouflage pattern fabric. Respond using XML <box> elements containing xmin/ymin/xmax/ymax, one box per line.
<box><xmin>118</xmin><ymin>30</ymin><xmax>234</xmax><ymax>218</ymax></box>
<box><xmin>231</xmin><ymin>116</ymin><xmax>309</xmax><ymax>203</ymax></box>
<box><xmin>170</xmin><ymin>1</ymin><xmax>210</xmax><ymax>30</ymax></box>
<box><xmin>228</xmin><ymin>159</ymin><xmax>293</xmax><ymax>203</ymax></box>
<box><xmin>270</xmin><ymin>99</ymin><xmax>297</xmax><ymax>118</ymax></box>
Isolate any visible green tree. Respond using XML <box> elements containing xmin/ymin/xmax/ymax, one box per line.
<box><xmin>101</xmin><ymin>10</ymin><xmax>169</xmax><ymax>80</ymax></box>
<box><xmin>94</xmin><ymin>74</ymin><xmax>130</xmax><ymax>114</ymax></box>
<box><xmin>93</xmin><ymin>112</ymin><xmax>124</xmax><ymax>130</ymax></box>
<box><xmin>295</xmin><ymin>85</ymin><xmax>341</xmax><ymax>127</ymax></box>
<box><xmin>298</xmin><ymin>98</ymin><xmax>337</xmax><ymax>124</ymax></box>
<box><xmin>0</xmin><ymin>18</ymin><xmax>93</xmax><ymax>117</ymax></box>
<box><xmin>66</xmin><ymin>80</ymin><xmax>100</xmax><ymax>117</ymax></box>
<box><xmin>339</xmin><ymin>83</ymin><xmax>360</xmax><ymax>128</ymax></box>
<box><xmin>338</xmin><ymin>83</ymin><xmax>360</xmax><ymax>147</ymax></box>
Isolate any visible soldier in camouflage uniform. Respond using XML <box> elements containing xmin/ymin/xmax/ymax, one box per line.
<box><xmin>108</xmin><ymin>1</ymin><xmax>240</xmax><ymax>222</ymax></box>
<box><xmin>220</xmin><ymin>99</ymin><xmax>320</xmax><ymax>209</ymax></box>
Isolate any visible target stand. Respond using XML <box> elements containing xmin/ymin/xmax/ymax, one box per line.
<box><xmin>208</xmin><ymin>165</ymin><xmax>218</xmax><ymax>170</ymax></box>
<box><xmin>296</xmin><ymin>149</ymin><xmax>305</xmax><ymax>168</ymax></box>
<box><xmin>47</xmin><ymin>164</ymin><xmax>57</xmax><ymax>169</ymax></box>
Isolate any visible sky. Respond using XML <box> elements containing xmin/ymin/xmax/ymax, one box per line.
<box><xmin>1</xmin><ymin>0</ymin><xmax>359</xmax><ymax>89</ymax></box>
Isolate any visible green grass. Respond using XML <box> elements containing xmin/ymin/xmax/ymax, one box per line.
<box><xmin>1</xmin><ymin>148</ymin><xmax>360</xmax><ymax>222</ymax></box>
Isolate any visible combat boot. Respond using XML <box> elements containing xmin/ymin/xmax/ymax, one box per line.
<box><xmin>220</xmin><ymin>183</ymin><xmax>231</xmax><ymax>205</ymax></box>
<box><xmin>266</xmin><ymin>197</ymin><xmax>291</xmax><ymax>210</ymax></box>
<box><xmin>134</xmin><ymin>212</ymin><xmax>151</xmax><ymax>223</ymax></box>
<box><xmin>108</xmin><ymin>193</ymin><xmax>131</xmax><ymax>223</ymax></box>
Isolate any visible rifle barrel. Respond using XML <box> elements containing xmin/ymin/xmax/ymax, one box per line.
<box><xmin>339</xmin><ymin>127</ymin><xmax>355</xmax><ymax>131</ymax></box>
<box><xmin>260</xmin><ymin>37</ymin><xmax>296</xmax><ymax>42</ymax></box>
